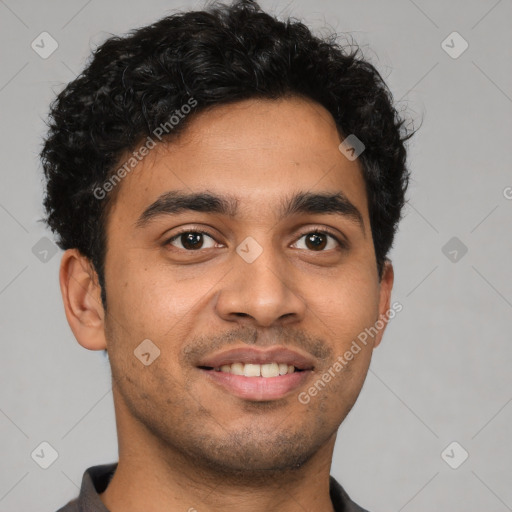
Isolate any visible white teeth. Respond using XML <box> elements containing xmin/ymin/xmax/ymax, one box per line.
<box><xmin>215</xmin><ymin>362</ymin><xmax>299</xmax><ymax>377</ymax></box>
<box><xmin>261</xmin><ymin>363</ymin><xmax>279</xmax><ymax>378</ymax></box>
<box><xmin>244</xmin><ymin>364</ymin><xmax>261</xmax><ymax>377</ymax></box>
<box><xmin>231</xmin><ymin>363</ymin><xmax>244</xmax><ymax>375</ymax></box>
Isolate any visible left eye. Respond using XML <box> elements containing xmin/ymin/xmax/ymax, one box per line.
<box><xmin>292</xmin><ymin>231</ymin><xmax>341</xmax><ymax>251</ymax></box>
<box><xmin>166</xmin><ymin>230</ymin><xmax>341</xmax><ymax>252</ymax></box>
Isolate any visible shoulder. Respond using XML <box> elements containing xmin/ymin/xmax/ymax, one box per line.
<box><xmin>54</xmin><ymin>462</ymin><xmax>117</xmax><ymax>512</ymax></box>
<box><xmin>329</xmin><ymin>475</ymin><xmax>372</xmax><ymax>512</ymax></box>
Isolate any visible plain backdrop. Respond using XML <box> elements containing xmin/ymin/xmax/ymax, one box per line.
<box><xmin>0</xmin><ymin>0</ymin><xmax>511</xmax><ymax>511</ymax></box>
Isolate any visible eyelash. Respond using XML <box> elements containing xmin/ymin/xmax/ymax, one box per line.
<box><xmin>164</xmin><ymin>226</ymin><xmax>347</xmax><ymax>252</ymax></box>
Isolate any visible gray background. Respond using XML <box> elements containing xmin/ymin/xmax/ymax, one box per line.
<box><xmin>1</xmin><ymin>0</ymin><xmax>511</xmax><ymax>510</ymax></box>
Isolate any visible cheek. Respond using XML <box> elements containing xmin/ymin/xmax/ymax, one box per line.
<box><xmin>311</xmin><ymin>264</ymin><xmax>380</xmax><ymax>340</ymax></box>
<box><xmin>105</xmin><ymin>254</ymin><xmax>219</xmax><ymax>344</ymax></box>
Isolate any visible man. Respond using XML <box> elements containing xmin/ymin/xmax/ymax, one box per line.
<box><xmin>41</xmin><ymin>1</ymin><xmax>414</xmax><ymax>510</ymax></box>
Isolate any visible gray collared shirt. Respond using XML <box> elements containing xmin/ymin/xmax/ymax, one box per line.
<box><xmin>56</xmin><ymin>463</ymin><xmax>370</xmax><ymax>512</ymax></box>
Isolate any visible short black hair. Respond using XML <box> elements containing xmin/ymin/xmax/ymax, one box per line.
<box><xmin>40</xmin><ymin>0</ymin><xmax>415</xmax><ymax>308</ymax></box>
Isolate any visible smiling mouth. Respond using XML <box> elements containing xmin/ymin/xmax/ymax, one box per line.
<box><xmin>197</xmin><ymin>363</ymin><xmax>312</xmax><ymax>401</ymax></box>
<box><xmin>196</xmin><ymin>346</ymin><xmax>315</xmax><ymax>400</ymax></box>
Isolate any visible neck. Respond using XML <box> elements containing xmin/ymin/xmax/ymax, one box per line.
<box><xmin>100</xmin><ymin>392</ymin><xmax>337</xmax><ymax>512</ymax></box>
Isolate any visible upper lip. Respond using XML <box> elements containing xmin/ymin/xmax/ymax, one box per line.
<box><xmin>197</xmin><ymin>346</ymin><xmax>315</xmax><ymax>371</ymax></box>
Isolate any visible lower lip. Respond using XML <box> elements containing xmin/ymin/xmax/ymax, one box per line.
<box><xmin>200</xmin><ymin>369</ymin><xmax>311</xmax><ymax>401</ymax></box>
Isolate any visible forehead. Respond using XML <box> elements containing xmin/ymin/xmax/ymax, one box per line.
<box><xmin>107</xmin><ymin>96</ymin><xmax>368</xmax><ymax>227</ymax></box>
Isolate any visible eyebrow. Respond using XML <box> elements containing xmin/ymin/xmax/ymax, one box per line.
<box><xmin>135</xmin><ymin>190</ymin><xmax>365</xmax><ymax>234</ymax></box>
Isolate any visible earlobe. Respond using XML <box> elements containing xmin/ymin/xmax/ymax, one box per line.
<box><xmin>59</xmin><ymin>249</ymin><xmax>107</xmax><ymax>351</ymax></box>
<box><xmin>373</xmin><ymin>259</ymin><xmax>394</xmax><ymax>349</ymax></box>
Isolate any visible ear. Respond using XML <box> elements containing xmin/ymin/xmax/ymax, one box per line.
<box><xmin>59</xmin><ymin>249</ymin><xmax>107</xmax><ymax>351</ymax></box>
<box><xmin>373</xmin><ymin>259</ymin><xmax>394</xmax><ymax>349</ymax></box>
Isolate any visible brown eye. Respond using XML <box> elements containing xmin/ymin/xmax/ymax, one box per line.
<box><xmin>292</xmin><ymin>231</ymin><xmax>342</xmax><ymax>251</ymax></box>
<box><xmin>166</xmin><ymin>231</ymin><xmax>217</xmax><ymax>250</ymax></box>
<box><xmin>305</xmin><ymin>233</ymin><xmax>328</xmax><ymax>251</ymax></box>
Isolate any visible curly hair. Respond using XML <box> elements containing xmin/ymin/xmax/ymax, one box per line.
<box><xmin>40</xmin><ymin>0</ymin><xmax>415</xmax><ymax>308</ymax></box>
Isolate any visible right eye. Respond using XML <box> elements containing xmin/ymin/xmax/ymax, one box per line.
<box><xmin>165</xmin><ymin>230</ymin><xmax>220</xmax><ymax>251</ymax></box>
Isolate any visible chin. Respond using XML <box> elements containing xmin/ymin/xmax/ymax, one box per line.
<box><xmin>179</xmin><ymin>424</ymin><xmax>327</xmax><ymax>479</ymax></box>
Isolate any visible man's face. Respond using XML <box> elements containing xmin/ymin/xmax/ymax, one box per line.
<box><xmin>101</xmin><ymin>96</ymin><xmax>392</xmax><ymax>475</ymax></box>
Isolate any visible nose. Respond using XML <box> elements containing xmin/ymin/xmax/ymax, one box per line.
<box><xmin>214</xmin><ymin>243</ymin><xmax>307</xmax><ymax>328</ymax></box>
